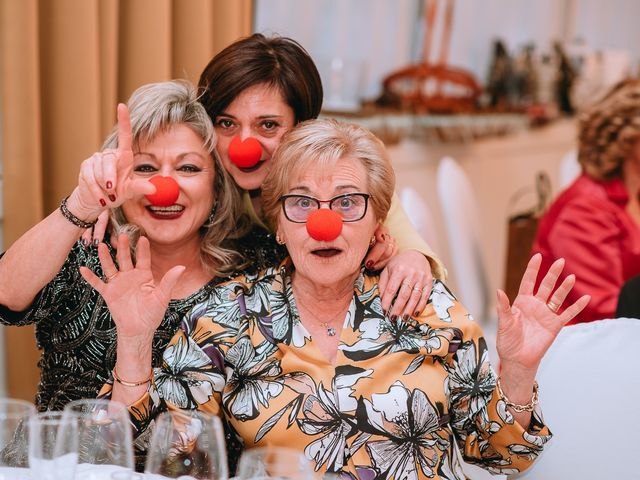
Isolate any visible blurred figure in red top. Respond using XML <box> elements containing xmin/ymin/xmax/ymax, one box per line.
<box><xmin>532</xmin><ymin>79</ymin><xmax>640</xmax><ymax>324</ymax></box>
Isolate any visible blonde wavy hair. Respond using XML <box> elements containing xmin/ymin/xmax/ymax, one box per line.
<box><xmin>101</xmin><ymin>80</ymin><xmax>249</xmax><ymax>276</ymax></box>
<box><xmin>261</xmin><ymin>118</ymin><xmax>396</xmax><ymax>232</ymax></box>
<box><xmin>578</xmin><ymin>79</ymin><xmax>640</xmax><ymax>180</ymax></box>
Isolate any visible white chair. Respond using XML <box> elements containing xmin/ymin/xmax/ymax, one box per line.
<box><xmin>510</xmin><ymin>318</ymin><xmax>640</xmax><ymax>480</ymax></box>
<box><xmin>558</xmin><ymin>148</ymin><xmax>580</xmax><ymax>191</ymax></box>
<box><xmin>436</xmin><ymin>156</ymin><xmax>491</xmax><ymax>325</ymax></box>
<box><xmin>399</xmin><ymin>186</ymin><xmax>440</xmax><ymax>255</ymax></box>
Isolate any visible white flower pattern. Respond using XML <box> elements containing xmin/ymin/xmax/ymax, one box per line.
<box><xmin>110</xmin><ymin>263</ymin><xmax>551</xmax><ymax>479</ymax></box>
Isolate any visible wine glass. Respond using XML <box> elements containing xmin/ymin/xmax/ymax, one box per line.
<box><xmin>0</xmin><ymin>398</ymin><xmax>36</xmax><ymax>479</ymax></box>
<box><xmin>144</xmin><ymin>410</ymin><xmax>228</xmax><ymax>480</ymax></box>
<box><xmin>28</xmin><ymin>411</ymin><xmax>78</xmax><ymax>480</ymax></box>
<box><xmin>62</xmin><ymin>399</ymin><xmax>134</xmax><ymax>477</ymax></box>
<box><xmin>235</xmin><ymin>446</ymin><xmax>314</xmax><ymax>480</ymax></box>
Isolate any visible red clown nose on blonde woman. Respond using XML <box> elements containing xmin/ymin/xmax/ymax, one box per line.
<box><xmin>228</xmin><ymin>136</ymin><xmax>262</xmax><ymax>168</ymax></box>
<box><xmin>306</xmin><ymin>209</ymin><xmax>342</xmax><ymax>241</ymax></box>
<box><xmin>145</xmin><ymin>175</ymin><xmax>180</xmax><ymax>207</ymax></box>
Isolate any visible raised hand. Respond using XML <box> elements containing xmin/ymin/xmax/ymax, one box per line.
<box><xmin>67</xmin><ymin>104</ymin><xmax>155</xmax><ymax>223</ymax></box>
<box><xmin>79</xmin><ymin>234</ymin><xmax>185</xmax><ymax>341</ymax></box>
<box><xmin>496</xmin><ymin>253</ymin><xmax>590</xmax><ymax>373</ymax></box>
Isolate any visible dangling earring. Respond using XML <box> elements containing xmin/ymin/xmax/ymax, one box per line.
<box><xmin>202</xmin><ymin>201</ymin><xmax>218</xmax><ymax>228</ymax></box>
<box><xmin>276</xmin><ymin>233</ymin><xmax>285</xmax><ymax>245</ymax></box>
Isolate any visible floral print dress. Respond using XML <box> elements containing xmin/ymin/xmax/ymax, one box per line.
<box><xmin>102</xmin><ymin>259</ymin><xmax>551</xmax><ymax>479</ymax></box>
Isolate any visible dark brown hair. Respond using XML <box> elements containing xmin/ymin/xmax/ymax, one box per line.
<box><xmin>198</xmin><ymin>33</ymin><xmax>323</xmax><ymax>124</ymax></box>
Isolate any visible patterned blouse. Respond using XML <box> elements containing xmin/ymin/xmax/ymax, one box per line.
<box><xmin>0</xmin><ymin>227</ymin><xmax>285</xmax><ymax>412</ymax></box>
<box><xmin>103</xmin><ymin>259</ymin><xmax>551</xmax><ymax>479</ymax></box>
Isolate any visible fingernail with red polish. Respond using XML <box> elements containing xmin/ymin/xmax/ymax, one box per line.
<box><xmin>414</xmin><ymin>310</ymin><xmax>420</xmax><ymax>317</ymax></box>
<box><xmin>92</xmin><ymin>239</ymin><xmax>100</xmax><ymax>247</ymax></box>
<box><xmin>365</xmin><ymin>260</ymin><xmax>374</xmax><ymax>269</ymax></box>
<box><xmin>82</xmin><ymin>238</ymin><xmax>90</xmax><ymax>248</ymax></box>
<box><xmin>106</xmin><ymin>181</ymin><xmax>113</xmax><ymax>189</ymax></box>
<box><xmin>391</xmin><ymin>314</ymin><xmax>398</xmax><ymax>322</ymax></box>
<box><xmin>108</xmin><ymin>194</ymin><xmax>116</xmax><ymax>202</ymax></box>
<box><xmin>99</xmin><ymin>199</ymin><xmax>106</xmax><ymax>207</ymax></box>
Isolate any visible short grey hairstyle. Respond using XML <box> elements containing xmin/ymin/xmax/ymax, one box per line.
<box><xmin>102</xmin><ymin>80</ymin><xmax>249</xmax><ymax>276</ymax></box>
<box><xmin>261</xmin><ymin>118</ymin><xmax>396</xmax><ymax>231</ymax></box>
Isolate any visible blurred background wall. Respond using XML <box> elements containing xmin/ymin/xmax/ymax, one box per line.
<box><xmin>0</xmin><ymin>0</ymin><xmax>252</xmax><ymax>400</ymax></box>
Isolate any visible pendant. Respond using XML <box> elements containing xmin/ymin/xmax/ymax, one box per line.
<box><xmin>321</xmin><ymin>322</ymin><xmax>337</xmax><ymax>336</ymax></box>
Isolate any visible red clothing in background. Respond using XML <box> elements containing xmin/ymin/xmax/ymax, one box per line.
<box><xmin>532</xmin><ymin>174</ymin><xmax>640</xmax><ymax>324</ymax></box>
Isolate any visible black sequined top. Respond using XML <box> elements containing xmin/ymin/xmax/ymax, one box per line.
<box><xmin>0</xmin><ymin>226</ymin><xmax>286</xmax><ymax>413</ymax></box>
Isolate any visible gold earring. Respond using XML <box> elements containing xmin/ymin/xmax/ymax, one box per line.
<box><xmin>369</xmin><ymin>236</ymin><xmax>376</xmax><ymax>247</ymax></box>
<box><xmin>276</xmin><ymin>234</ymin><xmax>285</xmax><ymax>245</ymax></box>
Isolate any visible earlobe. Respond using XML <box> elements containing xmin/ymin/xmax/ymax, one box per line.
<box><xmin>275</xmin><ymin>233</ymin><xmax>286</xmax><ymax>245</ymax></box>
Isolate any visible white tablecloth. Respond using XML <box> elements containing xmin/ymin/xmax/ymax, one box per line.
<box><xmin>0</xmin><ymin>463</ymin><xmax>142</xmax><ymax>479</ymax></box>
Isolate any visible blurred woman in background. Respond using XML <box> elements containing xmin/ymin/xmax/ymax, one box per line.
<box><xmin>532</xmin><ymin>79</ymin><xmax>640</xmax><ymax>323</ymax></box>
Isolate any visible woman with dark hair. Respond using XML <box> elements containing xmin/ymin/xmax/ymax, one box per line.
<box><xmin>198</xmin><ymin>33</ymin><xmax>446</xmax><ymax>320</ymax></box>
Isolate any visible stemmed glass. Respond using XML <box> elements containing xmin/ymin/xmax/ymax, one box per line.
<box><xmin>0</xmin><ymin>398</ymin><xmax>36</xmax><ymax>478</ymax></box>
<box><xmin>144</xmin><ymin>410</ymin><xmax>228</xmax><ymax>479</ymax></box>
<box><xmin>235</xmin><ymin>446</ymin><xmax>314</xmax><ymax>480</ymax></box>
<box><xmin>62</xmin><ymin>399</ymin><xmax>134</xmax><ymax>478</ymax></box>
<box><xmin>28</xmin><ymin>411</ymin><xmax>79</xmax><ymax>480</ymax></box>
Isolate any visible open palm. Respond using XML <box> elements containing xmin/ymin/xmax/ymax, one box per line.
<box><xmin>496</xmin><ymin>254</ymin><xmax>590</xmax><ymax>372</ymax></box>
<box><xmin>80</xmin><ymin>234</ymin><xmax>184</xmax><ymax>340</ymax></box>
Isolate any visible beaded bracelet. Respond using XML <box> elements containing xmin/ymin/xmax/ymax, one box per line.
<box><xmin>112</xmin><ymin>367</ymin><xmax>153</xmax><ymax>388</ymax></box>
<box><xmin>59</xmin><ymin>196</ymin><xmax>97</xmax><ymax>229</ymax></box>
<box><xmin>496</xmin><ymin>377</ymin><xmax>539</xmax><ymax>413</ymax></box>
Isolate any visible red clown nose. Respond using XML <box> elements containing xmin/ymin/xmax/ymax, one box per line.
<box><xmin>306</xmin><ymin>209</ymin><xmax>343</xmax><ymax>241</ymax></box>
<box><xmin>145</xmin><ymin>175</ymin><xmax>180</xmax><ymax>207</ymax></box>
<box><xmin>228</xmin><ymin>136</ymin><xmax>262</xmax><ymax>168</ymax></box>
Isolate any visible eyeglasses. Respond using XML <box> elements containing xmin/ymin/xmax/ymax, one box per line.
<box><xmin>279</xmin><ymin>193</ymin><xmax>370</xmax><ymax>223</ymax></box>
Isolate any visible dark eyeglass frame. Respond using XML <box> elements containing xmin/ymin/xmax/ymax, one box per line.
<box><xmin>279</xmin><ymin>192</ymin><xmax>371</xmax><ymax>223</ymax></box>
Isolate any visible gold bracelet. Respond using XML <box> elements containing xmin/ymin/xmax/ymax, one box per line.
<box><xmin>112</xmin><ymin>367</ymin><xmax>153</xmax><ymax>388</ymax></box>
<box><xmin>496</xmin><ymin>377</ymin><xmax>539</xmax><ymax>413</ymax></box>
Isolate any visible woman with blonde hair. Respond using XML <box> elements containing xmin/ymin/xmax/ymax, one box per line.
<box><xmin>533</xmin><ymin>79</ymin><xmax>640</xmax><ymax>323</ymax></box>
<box><xmin>88</xmin><ymin>118</ymin><xmax>588</xmax><ymax>477</ymax></box>
<box><xmin>0</xmin><ymin>80</ymin><xmax>282</xmax><ymax>411</ymax></box>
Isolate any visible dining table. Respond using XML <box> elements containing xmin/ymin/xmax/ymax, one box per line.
<box><xmin>0</xmin><ymin>463</ymin><xmax>148</xmax><ymax>479</ymax></box>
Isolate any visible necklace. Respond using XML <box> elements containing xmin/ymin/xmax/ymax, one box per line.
<box><xmin>293</xmin><ymin>288</ymin><xmax>349</xmax><ymax>337</ymax></box>
<box><xmin>319</xmin><ymin>322</ymin><xmax>337</xmax><ymax>337</ymax></box>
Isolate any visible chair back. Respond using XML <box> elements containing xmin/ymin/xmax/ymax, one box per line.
<box><xmin>436</xmin><ymin>156</ymin><xmax>490</xmax><ymax>323</ymax></box>
<box><xmin>400</xmin><ymin>186</ymin><xmax>440</xmax><ymax>255</ymax></box>
<box><xmin>510</xmin><ymin>318</ymin><xmax>640</xmax><ymax>480</ymax></box>
<box><xmin>558</xmin><ymin>148</ymin><xmax>580</xmax><ymax>190</ymax></box>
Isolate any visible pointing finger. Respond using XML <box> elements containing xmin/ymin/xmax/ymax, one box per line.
<box><xmin>117</xmin><ymin>103</ymin><xmax>133</xmax><ymax>154</ymax></box>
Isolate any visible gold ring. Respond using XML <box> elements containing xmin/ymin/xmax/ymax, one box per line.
<box><xmin>412</xmin><ymin>285</ymin><xmax>422</xmax><ymax>292</ymax></box>
<box><xmin>546</xmin><ymin>300</ymin><xmax>560</xmax><ymax>313</ymax></box>
<box><xmin>106</xmin><ymin>272</ymin><xmax>118</xmax><ymax>283</ymax></box>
